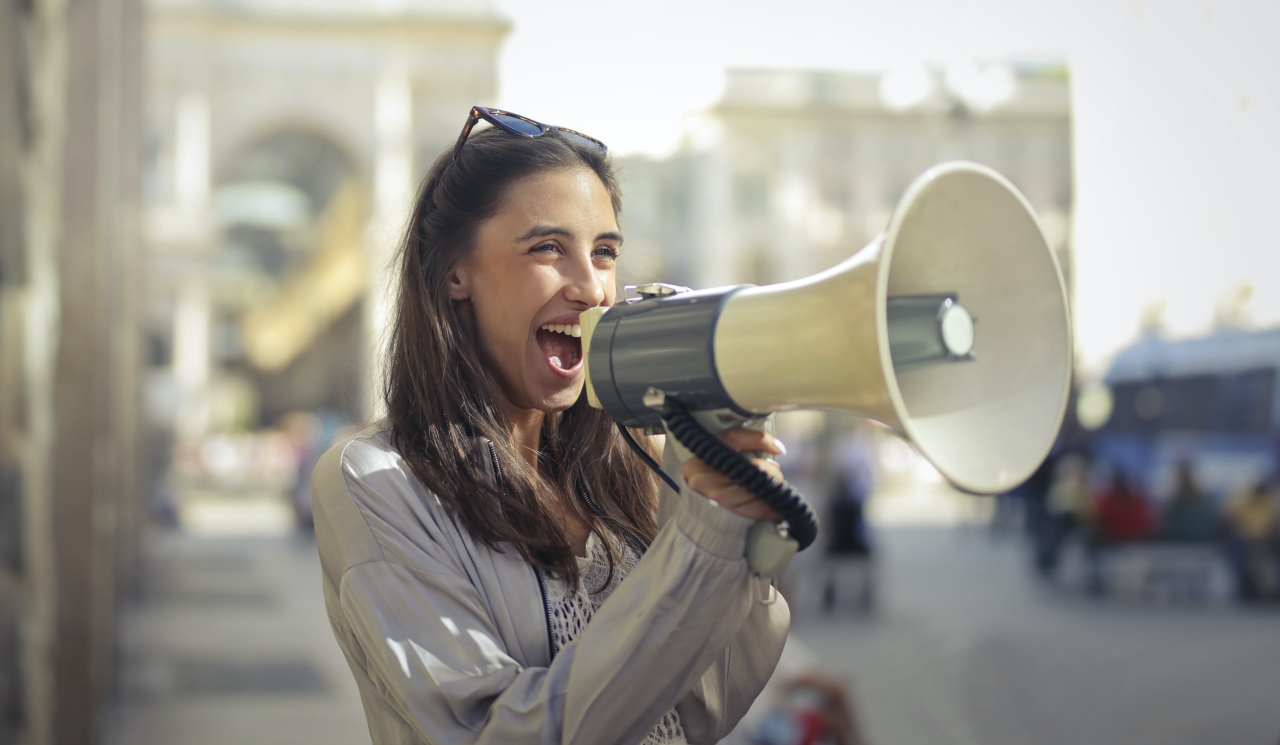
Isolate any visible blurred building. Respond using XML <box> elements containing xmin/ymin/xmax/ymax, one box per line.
<box><xmin>140</xmin><ymin>0</ymin><xmax>507</xmax><ymax>531</ymax></box>
<box><xmin>142</xmin><ymin>0</ymin><xmax>508</xmax><ymax>438</ymax></box>
<box><xmin>620</xmin><ymin>65</ymin><xmax>1073</xmax><ymax>292</ymax></box>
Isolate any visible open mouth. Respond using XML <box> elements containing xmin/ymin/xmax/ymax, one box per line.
<box><xmin>536</xmin><ymin>322</ymin><xmax>582</xmax><ymax>372</ymax></box>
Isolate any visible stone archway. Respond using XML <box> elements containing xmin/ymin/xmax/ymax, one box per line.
<box><xmin>211</xmin><ymin>130</ymin><xmax>368</xmax><ymax>426</ymax></box>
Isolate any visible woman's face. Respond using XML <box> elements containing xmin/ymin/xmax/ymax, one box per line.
<box><xmin>451</xmin><ymin>166</ymin><xmax>620</xmax><ymax>414</ymax></box>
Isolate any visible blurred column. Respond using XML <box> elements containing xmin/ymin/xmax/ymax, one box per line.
<box><xmin>10</xmin><ymin>0</ymin><xmax>72</xmax><ymax>740</ymax></box>
<box><xmin>0</xmin><ymin>2</ymin><xmax>43</xmax><ymax>741</ymax></box>
<box><xmin>365</xmin><ymin>63</ymin><xmax>413</xmax><ymax>420</ymax></box>
<box><xmin>773</xmin><ymin>164</ymin><xmax>811</xmax><ymax>283</ymax></box>
<box><xmin>173</xmin><ymin>281</ymin><xmax>211</xmax><ymax>440</ymax></box>
<box><xmin>691</xmin><ymin>139</ymin><xmax>735</xmax><ymax>288</ymax></box>
<box><xmin>174</xmin><ymin>91</ymin><xmax>210</xmax><ymax>218</ymax></box>
<box><xmin>0</xmin><ymin>0</ymin><xmax>145</xmax><ymax>742</ymax></box>
<box><xmin>170</xmin><ymin>88</ymin><xmax>212</xmax><ymax>441</ymax></box>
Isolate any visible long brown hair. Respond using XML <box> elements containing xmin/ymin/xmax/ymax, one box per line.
<box><xmin>384</xmin><ymin>127</ymin><xmax>658</xmax><ymax>585</ymax></box>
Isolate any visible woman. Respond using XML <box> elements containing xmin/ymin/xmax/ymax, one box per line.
<box><xmin>312</xmin><ymin>107</ymin><xmax>791</xmax><ymax>745</ymax></box>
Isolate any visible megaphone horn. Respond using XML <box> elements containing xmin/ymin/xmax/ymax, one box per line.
<box><xmin>581</xmin><ymin>161</ymin><xmax>1073</xmax><ymax>558</ymax></box>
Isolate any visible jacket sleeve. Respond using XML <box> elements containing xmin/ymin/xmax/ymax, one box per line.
<box><xmin>315</xmin><ymin>437</ymin><xmax>788</xmax><ymax>745</ymax></box>
<box><xmin>657</xmin><ymin>438</ymin><xmax>791</xmax><ymax>744</ymax></box>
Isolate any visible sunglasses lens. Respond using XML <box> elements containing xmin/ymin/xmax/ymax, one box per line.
<box><xmin>490</xmin><ymin>113</ymin><xmax>543</xmax><ymax>136</ymax></box>
<box><xmin>561</xmin><ymin>131</ymin><xmax>608</xmax><ymax>153</ymax></box>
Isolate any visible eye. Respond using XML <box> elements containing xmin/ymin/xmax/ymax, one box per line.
<box><xmin>593</xmin><ymin>245</ymin><xmax>619</xmax><ymax>260</ymax></box>
<box><xmin>530</xmin><ymin>242</ymin><xmax>559</xmax><ymax>255</ymax></box>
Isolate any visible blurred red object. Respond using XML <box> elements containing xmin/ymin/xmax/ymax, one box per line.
<box><xmin>1095</xmin><ymin>473</ymin><xmax>1154</xmax><ymax>543</ymax></box>
<box><xmin>754</xmin><ymin>673</ymin><xmax>866</xmax><ymax>745</ymax></box>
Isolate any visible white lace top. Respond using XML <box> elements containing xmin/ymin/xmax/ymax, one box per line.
<box><xmin>544</xmin><ymin>530</ymin><xmax>687</xmax><ymax>745</ymax></box>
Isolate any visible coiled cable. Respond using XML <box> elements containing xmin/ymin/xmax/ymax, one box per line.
<box><xmin>659</xmin><ymin>398</ymin><xmax>819</xmax><ymax>551</ymax></box>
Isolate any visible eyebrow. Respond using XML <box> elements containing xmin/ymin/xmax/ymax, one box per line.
<box><xmin>514</xmin><ymin>225</ymin><xmax>571</xmax><ymax>243</ymax></box>
<box><xmin>514</xmin><ymin>225</ymin><xmax>625</xmax><ymax>246</ymax></box>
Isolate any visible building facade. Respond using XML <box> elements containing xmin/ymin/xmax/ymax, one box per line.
<box><xmin>138</xmin><ymin>0</ymin><xmax>507</xmax><ymax>538</ymax></box>
<box><xmin>620</xmin><ymin>66</ymin><xmax>1073</xmax><ymax>294</ymax></box>
<box><xmin>143</xmin><ymin>0</ymin><xmax>509</xmax><ymax>441</ymax></box>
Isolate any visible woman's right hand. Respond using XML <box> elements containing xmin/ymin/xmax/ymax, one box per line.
<box><xmin>681</xmin><ymin>428</ymin><xmax>785</xmax><ymax>522</ymax></box>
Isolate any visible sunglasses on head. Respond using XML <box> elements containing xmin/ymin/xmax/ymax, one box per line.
<box><xmin>452</xmin><ymin>106</ymin><xmax>608</xmax><ymax>161</ymax></box>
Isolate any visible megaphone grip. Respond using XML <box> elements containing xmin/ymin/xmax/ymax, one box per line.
<box><xmin>660</xmin><ymin>400</ymin><xmax>820</xmax><ymax>551</ymax></box>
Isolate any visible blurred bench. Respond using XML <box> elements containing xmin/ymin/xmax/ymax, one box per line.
<box><xmin>1055</xmin><ymin>539</ymin><xmax>1236</xmax><ymax>603</ymax></box>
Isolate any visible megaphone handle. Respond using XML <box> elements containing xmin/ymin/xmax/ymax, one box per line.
<box><xmin>659</xmin><ymin>399</ymin><xmax>820</xmax><ymax>552</ymax></box>
<box><xmin>617</xmin><ymin>407</ymin><xmax>811</xmax><ymax>576</ymax></box>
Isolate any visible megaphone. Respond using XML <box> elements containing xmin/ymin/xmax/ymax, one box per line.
<box><xmin>580</xmin><ymin>162</ymin><xmax>1072</xmax><ymax>564</ymax></box>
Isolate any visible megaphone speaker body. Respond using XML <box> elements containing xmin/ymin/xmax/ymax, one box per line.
<box><xmin>583</xmin><ymin>161</ymin><xmax>1072</xmax><ymax>495</ymax></box>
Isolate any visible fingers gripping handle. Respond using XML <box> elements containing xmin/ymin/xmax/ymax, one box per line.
<box><xmin>657</xmin><ymin>398</ymin><xmax>819</xmax><ymax>566</ymax></box>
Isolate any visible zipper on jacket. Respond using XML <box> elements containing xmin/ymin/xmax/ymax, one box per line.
<box><xmin>575</xmin><ymin>467</ymin><xmax>649</xmax><ymax>555</ymax></box>
<box><xmin>485</xmin><ymin>439</ymin><xmax>507</xmax><ymax>491</ymax></box>
<box><xmin>486</xmin><ymin>440</ymin><xmax>512</xmax><ymax>524</ymax></box>
<box><xmin>533</xmin><ymin>565</ymin><xmax>559</xmax><ymax>660</ymax></box>
<box><xmin>487</xmin><ymin>439</ymin><xmax>558</xmax><ymax>660</ymax></box>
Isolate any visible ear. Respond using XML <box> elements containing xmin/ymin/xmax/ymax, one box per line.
<box><xmin>448</xmin><ymin>265</ymin><xmax>471</xmax><ymax>301</ymax></box>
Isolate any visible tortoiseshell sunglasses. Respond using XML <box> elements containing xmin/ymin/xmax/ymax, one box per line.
<box><xmin>452</xmin><ymin>106</ymin><xmax>608</xmax><ymax>160</ymax></box>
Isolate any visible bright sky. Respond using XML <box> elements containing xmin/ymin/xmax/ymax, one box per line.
<box><xmin>492</xmin><ymin>0</ymin><xmax>1280</xmax><ymax>372</ymax></box>
<box><xmin>492</xmin><ymin>0</ymin><xmax>1071</xmax><ymax>156</ymax></box>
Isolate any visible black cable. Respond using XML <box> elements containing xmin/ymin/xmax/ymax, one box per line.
<box><xmin>616</xmin><ymin>422</ymin><xmax>683</xmax><ymax>494</ymax></box>
<box><xmin>659</xmin><ymin>399</ymin><xmax>819</xmax><ymax>551</ymax></box>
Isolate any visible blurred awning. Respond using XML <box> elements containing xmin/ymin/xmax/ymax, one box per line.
<box><xmin>241</xmin><ymin>179</ymin><xmax>367</xmax><ymax>372</ymax></box>
<box><xmin>1107</xmin><ymin>328</ymin><xmax>1280</xmax><ymax>383</ymax></box>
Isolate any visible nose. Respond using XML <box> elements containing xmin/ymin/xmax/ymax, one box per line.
<box><xmin>563</xmin><ymin>251</ymin><xmax>608</xmax><ymax>308</ymax></box>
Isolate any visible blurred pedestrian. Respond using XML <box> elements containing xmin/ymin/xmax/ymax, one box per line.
<box><xmin>823</xmin><ymin>471</ymin><xmax>874</xmax><ymax>613</ymax></box>
<box><xmin>1095</xmin><ymin>470</ymin><xmax>1154</xmax><ymax>544</ymax></box>
<box><xmin>1224</xmin><ymin>478</ymin><xmax>1280</xmax><ymax>600</ymax></box>
<box><xmin>1039</xmin><ymin>453</ymin><xmax>1092</xmax><ymax>577</ymax></box>
<box><xmin>1158</xmin><ymin>461</ymin><xmax>1220</xmax><ymax>543</ymax></box>
<box><xmin>826</xmin><ymin>473</ymin><xmax>872</xmax><ymax>557</ymax></box>
<box><xmin>998</xmin><ymin>453</ymin><xmax>1053</xmax><ymax>534</ymax></box>
<box><xmin>1085</xmin><ymin>469</ymin><xmax>1153</xmax><ymax>595</ymax></box>
<box><xmin>280</xmin><ymin>410</ymin><xmax>324</xmax><ymax>529</ymax></box>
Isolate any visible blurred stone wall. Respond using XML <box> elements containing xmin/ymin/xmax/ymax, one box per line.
<box><xmin>1</xmin><ymin>2</ymin><xmax>25</xmax><ymax>739</ymax></box>
<box><xmin>0</xmin><ymin>0</ymin><xmax>144</xmax><ymax>742</ymax></box>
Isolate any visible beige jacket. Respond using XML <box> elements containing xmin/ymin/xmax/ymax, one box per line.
<box><xmin>312</xmin><ymin>427</ymin><xmax>789</xmax><ymax>745</ymax></box>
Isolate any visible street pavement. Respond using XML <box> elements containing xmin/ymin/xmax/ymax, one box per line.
<box><xmin>788</xmin><ymin>527</ymin><xmax>1280</xmax><ymax>745</ymax></box>
<box><xmin>103</xmin><ymin>526</ymin><xmax>1280</xmax><ymax>745</ymax></box>
<box><xmin>103</xmin><ymin>531</ymin><xmax>369</xmax><ymax>745</ymax></box>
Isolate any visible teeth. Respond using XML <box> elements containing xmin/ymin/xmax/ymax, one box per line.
<box><xmin>540</xmin><ymin>323</ymin><xmax>583</xmax><ymax>337</ymax></box>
